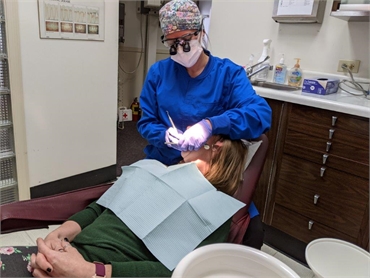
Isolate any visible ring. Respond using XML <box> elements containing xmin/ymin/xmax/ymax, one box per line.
<box><xmin>63</xmin><ymin>243</ymin><xmax>71</xmax><ymax>250</ymax></box>
<box><xmin>58</xmin><ymin>248</ymin><xmax>64</xmax><ymax>252</ymax></box>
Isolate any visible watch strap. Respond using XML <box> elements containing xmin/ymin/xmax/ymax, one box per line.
<box><xmin>93</xmin><ymin>262</ymin><xmax>106</xmax><ymax>278</ymax></box>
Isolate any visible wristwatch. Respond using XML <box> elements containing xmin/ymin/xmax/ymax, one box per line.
<box><xmin>93</xmin><ymin>262</ymin><xmax>106</xmax><ymax>278</ymax></box>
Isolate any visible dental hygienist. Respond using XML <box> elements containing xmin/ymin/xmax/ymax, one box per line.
<box><xmin>138</xmin><ymin>0</ymin><xmax>271</xmax><ymax>166</ymax></box>
<box><xmin>137</xmin><ymin>0</ymin><xmax>271</xmax><ymax>249</ymax></box>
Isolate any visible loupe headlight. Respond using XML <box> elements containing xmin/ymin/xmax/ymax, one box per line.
<box><xmin>168</xmin><ymin>41</ymin><xmax>191</xmax><ymax>55</ymax></box>
<box><xmin>161</xmin><ymin>30</ymin><xmax>200</xmax><ymax>55</ymax></box>
<box><xmin>170</xmin><ymin>45</ymin><xmax>177</xmax><ymax>55</ymax></box>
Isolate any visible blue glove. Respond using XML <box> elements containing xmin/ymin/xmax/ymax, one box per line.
<box><xmin>178</xmin><ymin>119</ymin><xmax>212</xmax><ymax>151</ymax></box>
<box><xmin>165</xmin><ymin>127</ymin><xmax>184</xmax><ymax>151</ymax></box>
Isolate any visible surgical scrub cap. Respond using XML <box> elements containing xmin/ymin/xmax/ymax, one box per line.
<box><xmin>159</xmin><ymin>0</ymin><xmax>202</xmax><ymax>36</ymax></box>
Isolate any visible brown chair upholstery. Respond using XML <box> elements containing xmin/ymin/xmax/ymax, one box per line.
<box><xmin>227</xmin><ymin>134</ymin><xmax>268</xmax><ymax>244</ymax></box>
<box><xmin>0</xmin><ymin>183</ymin><xmax>113</xmax><ymax>234</ymax></box>
<box><xmin>1</xmin><ymin>134</ymin><xmax>268</xmax><ymax>244</ymax></box>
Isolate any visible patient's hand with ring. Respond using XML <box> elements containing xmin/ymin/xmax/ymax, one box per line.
<box><xmin>30</xmin><ymin>238</ymin><xmax>96</xmax><ymax>277</ymax></box>
<box><xmin>42</xmin><ymin>233</ymin><xmax>65</xmax><ymax>253</ymax></box>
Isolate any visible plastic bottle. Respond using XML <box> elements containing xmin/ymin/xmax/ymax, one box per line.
<box><xmin>255</xmin><ymin>39</ymin><xmax>272</xmax><ymax>81</ymax></box>
<box><xmin>246</xmin><ymin>54</ymin><xmax>254</xmax><ymax>71</ymax></box>
<box><xmin>287</xmin><ymin>58</ymin><xmax>303</xmax><ymax>87</ymax></box>
<box><xmin>245</xmin><ymin>54</ymin><xmax>255</xmax><ymax>79</ymax></box>
<box><xmin>273</xmin><ymin>54</ymin><xmax>287</xmax><ymax>84</ymax></box>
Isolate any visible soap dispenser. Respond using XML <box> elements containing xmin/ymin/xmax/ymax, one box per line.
<box><xmin>273</xmin><ymin>54</ymin><xmax>287</xmax><ymax>84</ymax></box>
<box><xmin>287</xmin><ymin>58</ymin><xmax>303</xmax><ymax>87</ymax></box>
<box><xmin>255</xmin><ymin>39</ymin><xmax>272</xmax><ymax>81</ymax></box>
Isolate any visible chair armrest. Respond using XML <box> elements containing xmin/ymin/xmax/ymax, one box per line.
<box><xmin>1</xmin><ymin>183</ymin><xmax>112</xmax><ymax>234</ymax></box>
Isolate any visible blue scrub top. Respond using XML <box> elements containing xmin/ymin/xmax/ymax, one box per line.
<box><xmin>137</xmin><ymin>50</ymin><xmax>271</xmax><ymax>166</ymax></box>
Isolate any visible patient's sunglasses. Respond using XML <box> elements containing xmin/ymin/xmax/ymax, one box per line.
<box><xmin>161</xmin><ymin>30</ymin><xmax>200</xmax><ymax>55</ymax></box>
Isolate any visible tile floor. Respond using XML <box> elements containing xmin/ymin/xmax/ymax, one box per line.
<box><xmin>1</xmin><ymin>225</ymin><xmax>316</xmax><ymax>277</ymax></box>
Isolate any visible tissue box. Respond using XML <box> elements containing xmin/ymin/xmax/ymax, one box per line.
<box><xmin>302</xmin><ymin>78</ymin><xmax>340</xmax><ymax>95</ymax></box>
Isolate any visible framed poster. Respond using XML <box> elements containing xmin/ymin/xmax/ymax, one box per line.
<box><xmin>38</xmin><ymin>0</ymin><xmax>105</xmax><ymax>41</ymax></box>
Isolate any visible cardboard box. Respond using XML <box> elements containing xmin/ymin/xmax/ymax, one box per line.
<box><xmin>302</xmin><ymin>78</ymin><xmax>340</xmax><ymax>95</ymax></box>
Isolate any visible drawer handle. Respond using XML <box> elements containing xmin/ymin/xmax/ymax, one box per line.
<box><xmin>314</xmin><ymin>194</ymin><xmax>320</xmax><ymax>204</ymax></box>
<box><xmin>320</xmin><ymin>167</ymin><xmax>326</xmax><ymax>177</ymax></box>
<box><xmin>329</xmin><ymin>129</ymin><xmax>335</xmax><ymax>139</ymax></box>
<box><xmin>308</xmin><ymin>220</ymin><xmax>314</xmax><ymax>230</ymax></box>
<box><xmin>323</xmin><ymin>154</ymin><xmax>329</xmax><ymax>164</ymax></box>
<box><xmin>332</xmin><ymin>116</ymin><xmax>338</xmax><ymax>126</ymax></box>
<box><xmin>326</xmin><ymin>141</ymin><xmax>332</xmax><ymax>152</ymax></box>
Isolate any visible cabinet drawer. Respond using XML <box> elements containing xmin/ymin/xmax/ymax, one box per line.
<box><xmin>284</xmin><ymin>139</ymin><xmax>369</xmax><ymax>179</ymax></box>
<box><xmin>275</xmin><ymin>155</ymin><xmax>368</xmax><ymax>237</ymax></box>
<box><xmin>289</xmin><ymin>104</ymin><xmax>369</xmax><ymax>136</ymax></box>
<box><xmin>287</xmin><ymin>119</ymin><xmax>369</xmax><ymax>165</ymax></box>
<box><xmin>272</xmin><ymin>204</ymin><xmax>357</xmax><ymax>246</ymax></box>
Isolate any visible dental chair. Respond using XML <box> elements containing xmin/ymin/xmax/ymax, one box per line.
<box><xmin>1</xmin><ymin>134</ymin><xmax>268</xmax><ymax>246</ymax></box>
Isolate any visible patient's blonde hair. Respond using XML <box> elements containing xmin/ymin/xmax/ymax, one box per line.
<box><xmin>204</xmin><ymin>137</ymin><xmax>248</xmax><ymax>196</ymax></box>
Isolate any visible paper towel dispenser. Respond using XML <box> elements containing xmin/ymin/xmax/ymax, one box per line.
<box><xmin>272</xmin><ymin>0</ymin><xmax>326</xmax><ymax>23</ymax></box>
<box><xmin>330</xmin><ymin>0</ymin><xmax>370</xmax><ymax>21</ymax></box>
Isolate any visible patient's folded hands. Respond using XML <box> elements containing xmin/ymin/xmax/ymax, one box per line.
<box><xmin>30</xmin><ymin>238</ymin><xmax>95</xmax><ymax>278</ymax></box>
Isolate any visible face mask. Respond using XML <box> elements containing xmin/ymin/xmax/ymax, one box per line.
<box><xmin>171</xmin><ymin>39</ymin><xmax>203</xmax><ymax>68</ymax></box>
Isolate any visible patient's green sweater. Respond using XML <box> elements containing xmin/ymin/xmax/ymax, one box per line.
<box><xmin>68</xmin><ymin>201</ymin><xmax>231</xmax><ymax>277</ymax></box>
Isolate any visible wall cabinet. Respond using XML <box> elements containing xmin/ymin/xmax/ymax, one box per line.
<box><xmin>256</xmin><ymin>99</ymin><xmax>369</xmax><ymax>261</ymax></box>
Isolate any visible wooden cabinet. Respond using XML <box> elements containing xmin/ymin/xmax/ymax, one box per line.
<box><xmin>257</xmin><ymin>100</ymin><xmax>369</xmax><ymax>259</ymax></box>
<box><xmin>254</xmin><ymin>98</ymin><xmax>286</xmax><ymax>218</ymax></box>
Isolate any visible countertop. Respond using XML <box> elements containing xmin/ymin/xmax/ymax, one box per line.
<box><xmin>253</xmin><ymin>72</ymin><xmax>370</xmax><ymax>118</ymax></box>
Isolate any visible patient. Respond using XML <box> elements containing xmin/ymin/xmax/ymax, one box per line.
<box><xmin>21</xmin><ymin>135</ymin><xmax>247</xmax><ymax>278</ymax></box>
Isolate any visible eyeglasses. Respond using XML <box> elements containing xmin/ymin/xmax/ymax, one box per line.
<box><xmin>161</xmin><ymin>30</ymin><xmax>200</xmax><ymax>55</ymax></box>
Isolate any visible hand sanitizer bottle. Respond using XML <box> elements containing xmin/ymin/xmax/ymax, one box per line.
<box><xmin>273</xmin><ymin>54</ymin><xmax>287</xmax><ymax>84</ymax></box>
<box><xmin>255</xmin><ymin>39</ymin><xmax>272</xmax><ymax>81</ymax></box>
<box><xmin>287</xmin><ymin>58</ymin><xmax>303</xmax><ymax>87</ymax></box>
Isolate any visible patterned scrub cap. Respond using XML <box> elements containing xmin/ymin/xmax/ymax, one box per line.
<box><xmin>159</xmin><ymin>0</ymin><xmax>202</xmax><ymax>36</ymax></box>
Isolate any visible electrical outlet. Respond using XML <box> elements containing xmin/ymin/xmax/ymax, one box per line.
<box><xmin>337</xmin><ymin>60</ymin><xmax>361</xmax><ymax>73</ymax></box>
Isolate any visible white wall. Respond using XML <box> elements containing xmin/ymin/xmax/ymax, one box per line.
<box><xmin>208</xmin><ymin>0</ymin><xmax>369</xmax><ymax>79</ymax></box>
<box><xmin>16</xmin><ymin>0</ymin><xmax>118</xmax><ymax>188</ymax></box>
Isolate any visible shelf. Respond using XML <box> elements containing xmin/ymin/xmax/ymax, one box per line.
<box><xmin>0</xmin><ymin>87</ymin><xmax>10</xmax><ymax>94</ymax></box>
<box><xmin>0</xmin><ymin>120</ymin><xmax>12</xmax><ymax>127</ymax></box>
<box><xmin>331</xmin><ymin>10</ymin><xmax>370</xmax><ymax>21</ymax></box>
<box><xmin>0</xmin><ymin>151</ymin><xmax>15</xmax><ymax>160</ymax></box>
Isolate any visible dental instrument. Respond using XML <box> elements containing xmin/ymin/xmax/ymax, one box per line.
<box><xmin>166</xmin><ymin>111</ymin><xmax>176</xmax><ymax>130</ymax></box>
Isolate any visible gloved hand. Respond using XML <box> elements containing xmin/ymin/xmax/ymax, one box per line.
<box><xmin>178</xmin><ymin>119</ymin><xmax>212</xmax><ymax>151</ymax></box>
<box><xmin>165</xmin><ymin>127</ymin><xmax>184</xmax><ymax>151</ymax></box>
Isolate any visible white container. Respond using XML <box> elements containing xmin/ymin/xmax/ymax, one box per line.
<box><xmin>118</xmin><ymin>107</ymin><xmax>132</xmax><ymax>122</ymax></box>
<box><xmin>306</xmin><ymin>238</ymin><xmax>370</xmax><ymax>278</ymax></box>
<box><xmin>172</xmin><ymin>243</ymin><xmax>300</xmax><ymax>278</ymax></box>
<box><xmin>255</xmin><ymin>39</ymin><xmax>272</xmax><ymax>82</ymax></box>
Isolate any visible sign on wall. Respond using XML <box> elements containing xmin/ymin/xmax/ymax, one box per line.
<box><xmin>38</xmin><ymin>0</ymin><xmax>105</xmax><ymax>41</ymax></box>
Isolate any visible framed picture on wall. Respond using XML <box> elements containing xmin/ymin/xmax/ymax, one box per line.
<box><xmin>38</xmin><ymin>0</ymin><xmax>105</xmax><ymax>41</ymax></box>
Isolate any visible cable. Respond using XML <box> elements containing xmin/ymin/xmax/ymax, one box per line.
<box><xmin>339</xmin><ymin>64</ymin><xmax>370</xmax><ymax>99</ymax></box>
<box><xmin>118</xmin><ymin>13</ymin><xmax>145</xmax><ymax>75</ymax></box>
